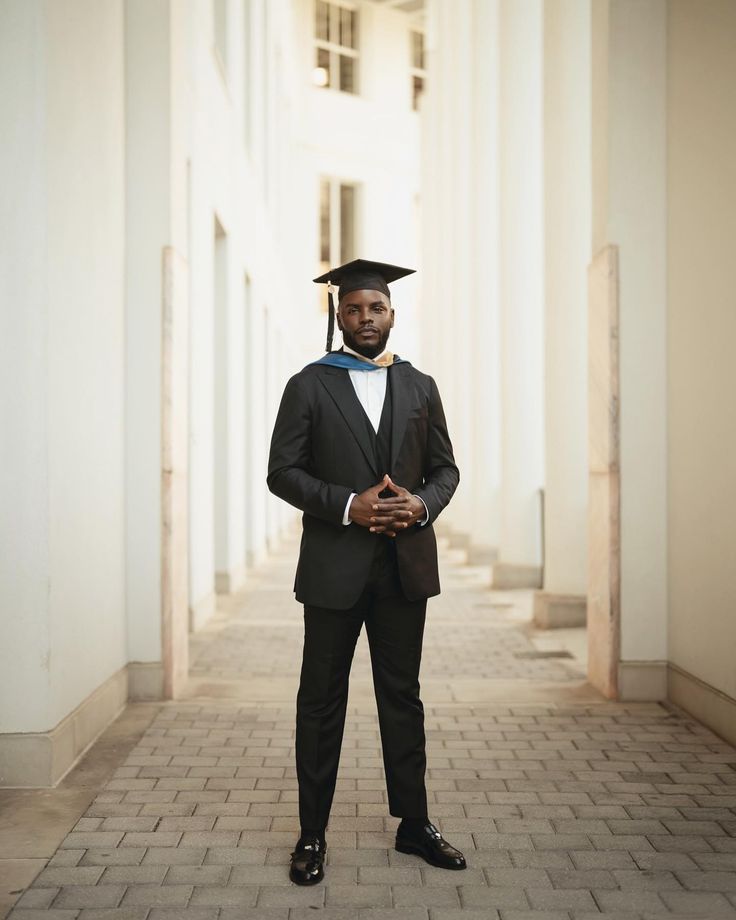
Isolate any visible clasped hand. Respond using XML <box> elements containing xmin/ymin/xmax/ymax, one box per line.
<box><xmin>349</xmin><ymin>474</ymin><xmax>424</xmax><ymax>538</ymax></box>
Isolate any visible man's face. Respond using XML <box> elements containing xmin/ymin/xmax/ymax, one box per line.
<box><xmin>336</xmin><ymin>289</ymin><xmax>395</xmax><ymax>358</ymax></box>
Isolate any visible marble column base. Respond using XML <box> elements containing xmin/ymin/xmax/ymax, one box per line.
<box><xmin>491</xmin><ymin>562</ymin><xmax>542</xmax><ymax>589</ymax></box>
<box><xmin>215</xmin><ymin>561</ymin><xmax>247</xmax><ymax>596</ymax></box>
<box><xmin>618</xmin><ymin>660</ymin><xmax>667</xmax><ymax>701</ymax></box>
<box><xmin>190</xmin><ymin>590</ymin><xmax>216</xmax><ymax>632</ymax></box>
<box><xmin>466</xmin><ymin>544</ymin><xmax>498</xmax><ymax>565</ymax></box>
<box><xmin>533</xmin><ymin>591</ymin><xmax>587</xmax><ymax>628</ymax></box>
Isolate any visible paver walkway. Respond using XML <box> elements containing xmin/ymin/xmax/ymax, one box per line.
<box><xmin>7</xmin><ymin>536</ymin><xmax>736</xmax><ymax>919</ymax></box>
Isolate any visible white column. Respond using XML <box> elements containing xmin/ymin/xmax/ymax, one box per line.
<box><xmin>213</xmin><ymin>218</ymin><xmax>247</xmax><ymax>595</ymax></box>
<box><xmin>467</xmin><ymin>0</ymin><xmax>502</xmax><ymax>563</ymax></box>
<box><xmin>244</xmin><ymin>286</ymin><xmax>269</xmax><ymax>567</ymax></box>
<box><xmin>492</xmin><ymin>0</ymin><xmax>545</xmax><ymax>589</ymax></box>
<box><xmin>589</xmin><ymin>0</ymin><xmax>668</xmax><ymax>699</ymax></box>
<box><xmin>421</xmin><ymin>0</ymin><xmax>502</xmax><ymax>558</ymax></box>
<box><xmin>533</xmin><ymin>0</ymin><xmax>591</xmax><ymax>627</ymax></box>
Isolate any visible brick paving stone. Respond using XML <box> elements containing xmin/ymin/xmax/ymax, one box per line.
<box><xmin>592</xmin><ymin>889</ymin><xmax>667</xmax><ymax>912</ymax></box>
<box><xmin>426</xmin><ymin>911</ymin><xmax>500</xmax><ymax>920</ymax></box>
<box><xmin>8</xmin><ymin>912</ymin><xmax>81</xmax><ymax>919</ymax></box>
<box><xmin>393</xmin><ymin>885</ymin><xmax>462</xmax><ymax>907</ymax></box>
<box><xmin>99</xmin><ymin>864</ymin><xmax>167</xmax><ymax>884</ymax></box>
<box><xmin>148</xmin><ymin>911</ymin><xmax>219</xmax><ymax>920</ymax></box>
<box><xmin>632</xmin><ymin>852</ymin><xmax>699</xmax><ymax>871</ymax></box>
<box><xmin>548</xmin><ymin>868</ymin><xmax>618</xmax><ymax>889</ymax></box>
<box><xmin>458</xmin><ymin>886</ymin><xmax>527</xmax><ymax>909</ymax></box>
<box><xmin>53</xmin><ymin>886</ymin><xmax>126</xmax><ymax>909</ymax></box>
<box><xmin>676</xmin><ymin>870</ymin><xmax>736</xmax><ymax>891</ymax></box>
<box><xmin>509</xmin><ymin>850</ymin><xmax>574</xmax><ymax>869</ymax></box>
<box><xmin>32</xmin><ymin>867</ymin><xmax>104</xmax><ymax>888</ymax></box>
<box><xmin>612</xmin><ymin>868</ymin><xmax>683</xmax><ymax>890</ymax></box>
<box><xmin>13</xmin><ymin>889</ymin><xmax>59</xmax><ymax>909</ymax></box>
<box><xmin>120</xmin><ymin>884</ymin><xmax>194</xmax><ymax>907</ymax></box>
<box><xmin>495</xmin><ymin>913</ymin><xmax>569</xmax><ymax>920</ymax></box>
<box><xmin>660</xmin><ymin>890</ymin><xmax>736</xmax><ymax>915</ymax></box>
<box><xmin>325</xmin><ymin>883</ymin><xmax>392</xmax><ymax>907</ymax></box>
<box><xmin>75</xmin><ymin>911</ymin><xmax>149</xmax><ymax>920</ymax></box>
<box><xmin>256</xmin><ymin>885</ymin><xmax>324</xmax><ymax>907</ymax></box>
<box><xmin>47</xmin><ymin>851</ymin><xmax>85</xmax><ymax>868</ymax></box>
<box><xmin>190</xmin><ymin>884</ymin><xmax>259</xmax><ymax>907</ymax></box>
<box><xmin>59</xmin><ymin>833</ymin><xmax>123</xmax><ymax>850</ymax></box>
<box><xmin>163</xmin><ymin>864</ymin><xmax>231</xmax><ymax>884</ymax></box>
<box><xmin>219</xmin><ymin>911</ymin><xmax>288</xmax><ymax>920</ymax></box>
<box><xmin>357</xmin><ymin>865</ymin><xmax>422</xmax><ymax>884</ymax></box>
<box><xmin>484</xmin><ymin>867</ymin><xmax>552</xmax><ymax>888</ymax></box>
<box><xmin>78</xmin><ymin>849</ymin><xmax>146</xmax><ymax>867</ymax></box>
<box><xmin>142</xmin><ymin>846</ymin><xmax>207</xmax><ymax>865</ymax></box>
<box><xmin>120</xmin><ymin>831</ymin><xmax>182</xmax><ymax>847</ymax></box>
<box><xmin>526</xmin><ymin>887</ymin><xmax>598</xmax><ymax>910</ymax></box>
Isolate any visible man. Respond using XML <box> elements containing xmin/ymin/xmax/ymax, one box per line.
<box><xmin>267</xmin><ymin>259</ymin><xmax>464</xmax><ymax>886</ymax></box>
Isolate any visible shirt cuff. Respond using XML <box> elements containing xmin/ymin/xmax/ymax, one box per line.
<box><xmin>414</xmin><ymin>494</ymin><xmax>430</xmax><ymax>526</ymax></box>
<box><xmin>342</xmin><ymin>492</ymin><xmax>357</xmax><ymax>526</ymax></box>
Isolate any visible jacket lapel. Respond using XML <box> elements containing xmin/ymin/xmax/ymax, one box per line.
<box><xmin>317</xmin><ymin>367</ymin><xmax>379</xmax><ymax>476</ymax></box>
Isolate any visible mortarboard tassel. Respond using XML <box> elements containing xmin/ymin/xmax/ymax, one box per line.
<box><xmin>326</xmin><ymin>282</ymin><xmax>336</xmax><ymax>352</ymax></box>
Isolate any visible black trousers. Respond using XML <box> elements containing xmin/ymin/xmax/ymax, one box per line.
<box><xmin>295</xmin><ymin>538</ymin><xmax>428</xmax><ymax>832</ymax></box>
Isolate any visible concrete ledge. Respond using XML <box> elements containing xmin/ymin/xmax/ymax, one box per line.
<box><xmin>190</xmin><ymin>589</ymin><xmax>216</xmax><ymax>632</ymax></box>
<box><xmin>0</xmin><ymin>667</ymin><xmax>128</xmax><ymax>787</ymax></box>
<box><xmin>215</xmin><ymin>561</ymin><xmax>247</xmax><ymax>596</ymax></box>
<box><xmin>466</xmin><ymin>544</ymin><xmax>498</xmax><ymax>565</ymax></box>
<box><xmin>534</xmin><ymin>591</ymin><xmax>587</xmax><ymax>628</ymax></box>
<box><xmin>446</xmin><ymin>530</ymin><xmax>472</xmax><ymax>550</ymax></box>
<box><xmin>618</xmin><ymin>660</ymin><xmax>667</xmax><ymax>701</ymax></box>
<box><xmin>128</xmin><ymin>662</ymin><xmax>165</xmax><ymax>701</ymax></box>
<box><xmin>491</xmin><ymin>562</ymin><xmax>543</xmax><ymax>589</ymax></box>
<box><xmin>668</xmin><ymin>662</ymin><xmax>736</xmax><ymax>747</ymax></box>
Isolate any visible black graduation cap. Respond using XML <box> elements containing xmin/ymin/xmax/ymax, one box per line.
<box><xmin>313</xmin><ymin>258</ymin><xmax>415</xmax><ymax>352</ymax></box>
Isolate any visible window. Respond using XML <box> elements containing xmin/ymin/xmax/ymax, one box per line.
<box><xmin>318</xmin><ymin>177</ymin><xmax>358</xmax><ymax>309</ymax></box>
<box><xmin>313</xmin><ymin>1</ymin><xmax>359</xmax><ymax>94</ymax></box>
<box><xmin>410</xmin><ymin>30</ymin><xmax>426</xmax><ymax>111</ymax></box>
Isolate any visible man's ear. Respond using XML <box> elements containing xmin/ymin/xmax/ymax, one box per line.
<box><xmin>335</xmin><ymin>309</ymin><xmax>343</xmax><ymax>331</ymax></box>
<box><xmin>390</xmin><ymin>307</ymin><xmax>395</xmax><ymax>328</ymax></box>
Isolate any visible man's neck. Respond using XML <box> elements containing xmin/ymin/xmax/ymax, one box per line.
<box><xmin>342</xmin><ymin>343</ymin><xmax>388</xmax><ymax>363</ymax></box>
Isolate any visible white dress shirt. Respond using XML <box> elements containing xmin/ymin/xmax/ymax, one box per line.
<box><xmin>340</xmin><ymin>345</ymin><xmax>429</xmax><ymax>527</ymax></box>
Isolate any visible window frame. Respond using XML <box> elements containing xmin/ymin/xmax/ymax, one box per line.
<box><xmin>313</xmin><ymin>0</ymin><xmax>360</xmax><ymax>95</ymax></box>
<box><xmin>318</xmin><ymin>175</ymin><xmax>360</xmax><ymax>311</ymax></box>
<box><xmin>410</xmin><ymin>28</ymin><xmax>426</xmax><ymax>112</ymax></box>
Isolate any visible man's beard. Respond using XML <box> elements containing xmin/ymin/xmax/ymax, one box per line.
<box><xmin>341</xmin><ymin>327</ymin><xmax>391</xmax><ymax>359</ymax></box>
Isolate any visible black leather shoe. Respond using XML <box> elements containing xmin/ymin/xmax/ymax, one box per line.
<box><xmin>289</xmin><ymin>835</ymin><xmax>326</xmax><ymax>885</ymax></box>
<box><xmin>395</xmin><ymin>821</ymin><xmax>467</xmax><ymax>870</ymax></box>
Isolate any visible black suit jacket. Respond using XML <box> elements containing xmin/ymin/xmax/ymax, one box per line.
<box><xmin>267</xmin><ymin>359</ymin><xmax>459</xmax><ymax>609</ymax></box>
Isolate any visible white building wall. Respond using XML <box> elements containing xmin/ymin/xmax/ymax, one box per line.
<box><xmin>666</xmin><ymin>0</ymin><xmax>736</xmax><ymax>724</ymax></box>
<box><xmin>0</xmin><ymin>1</ymin><xmax>52</xmax><ymax>733</ymax></box>
<box><xmin>0</xmin><ymin>0</ymin><xmax>127</xmax><ymax>734</ymax></box>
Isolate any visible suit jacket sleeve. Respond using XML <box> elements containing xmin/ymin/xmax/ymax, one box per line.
<box><xmin>267</xmin><ymin>374</ymin><xmax>352</xmax><ymax>525</ymax></box>
<box><xmin>414</xmin><ymin>376</ymin><xmax>460</xmax><ymax>522</ymax></box>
